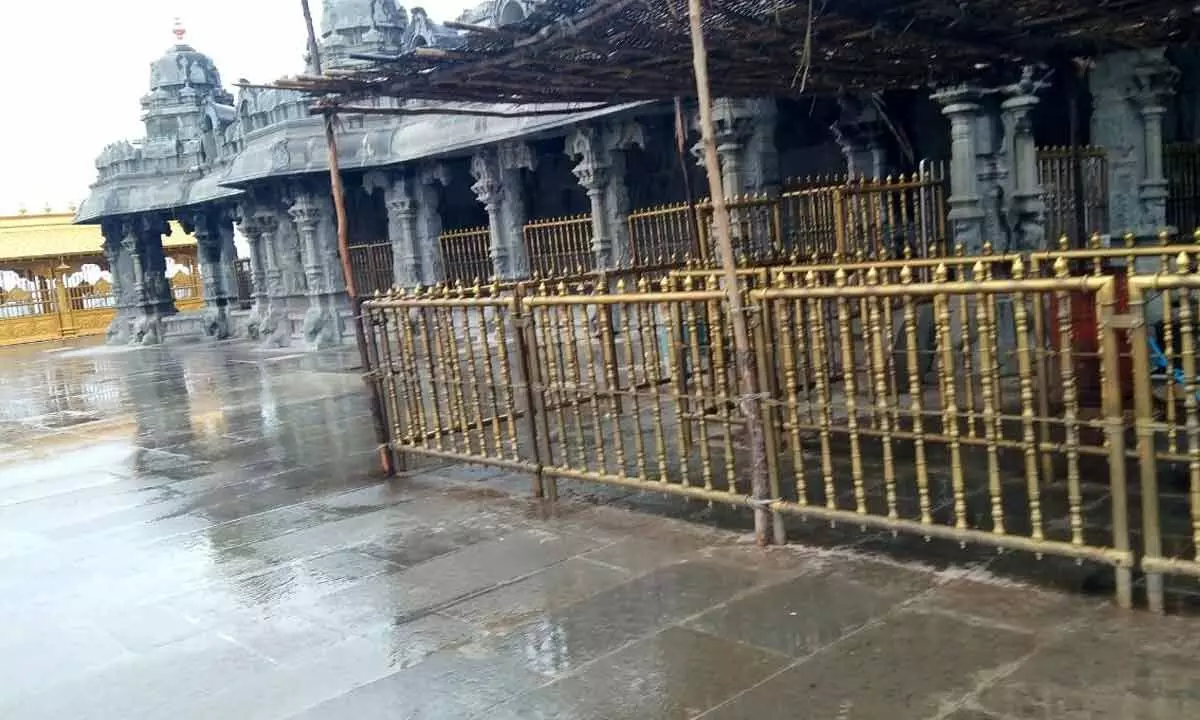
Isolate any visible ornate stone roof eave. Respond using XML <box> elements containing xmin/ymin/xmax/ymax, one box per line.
<box><xmin>218</xmin><ymin>100</ymin><xmax>653</xmax><ymax>188</ymax></box>
<box><xmin>73</xmin><ymin>168</ymin><xmax>243</xmax><ymax>225</ymax></box>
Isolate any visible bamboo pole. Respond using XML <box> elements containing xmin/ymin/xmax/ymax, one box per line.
<box><xmin>687</xmin><ymin>0</ymin><xmax>776</xmax><ymax>545</ymax></box>
<box><xmin>301</xmin><ymin>0</ymin><xmax>395</xmax><ymax>477</ymax></box>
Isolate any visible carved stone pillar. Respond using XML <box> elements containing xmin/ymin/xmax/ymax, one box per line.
<box><xmin>140</xmin><ymin>219</ymin><xmax>176</xmax><ymax>319</ymax></box>
<box><xmin>375</xmin><ymin>172</ymin><xmax>420</xmax><ymax>288</ymax></box>
<box><xmin>934</xmin><ymin>85</ymin><xmax>987</xmax><ymax>253</ymax></box>
<box><xmin>289</xmin><ymin>191</ymin><xmax>341</xmax><ymax>349</ymax></box>
<box><xmin>566</xmin><ymin>126</ymin><xmax>613</xmax><ymax>268</ymax></box>
<box><xmin>1092</xmin><ymin>49</ymin><xmax>1179</xmax><ymax>237</ymax></box>
<box><xmin>257</xmin><ymin>213</ymin><xmax>288</xmax><ymax>346</ymax></box>
<box><xmin>831</xmin><ymin>95</ymin><xmax>889</xmax><ymax>180</ymax></box>
<box><xmin>1134</xmin><ymin>56</ymin><xmax>1179</xmax><ymax>232</ymax></box>
<box><xmin>188</xmin><ymin>209</ymin><xmax>231</xmax><ymax>340</ymax></box>
<box><xmin>1001</xmin><ymin>70</ymin><xmax>1048</xmax><ymax>251</ymax></box>
<box><xmin>236</xmin><ymin>211</ymin><xmax>269</xmax><ymax>339</ymax></box>
<box><xmin>218</xmin><ymin>217</ymin><xmax>239</xmax><ymax>311</ymax></box>
<box><xmin>416</xmin><ymin>164</ymin><xmax>449</xmax><ymax>285</ymax></box>
<box><xmin>121</xmin><ymin>218</ymin><xmax>167</xmax><ymax>345</ymax></box>
<box><xmin>567</xmin><ymin>121</ymin><xmax>645</xmax><ymax>270</ymax></box>
<box><xmin>693</xmin><ymin>98</ymin><xmax>779</xmax><ymax>196</ymax></box>
<box><xmin>101</xmin><ymin>221</ymin><xmax>134</xmax><ymax>345</ymax></box>
<box><xmin>472</xmin><ymin>144</ymin><xmax>534</xmax><ymax>281</ymax></box>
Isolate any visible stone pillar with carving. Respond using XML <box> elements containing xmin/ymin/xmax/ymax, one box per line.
<box><xmin>140</xmin><ymin>218</ymin><xmax>176</xmax><ymax>319</ymax></box>
<box><xmin>566</xmin><ymin>121</ymin><xmax>645</xmax><ymax>270</ymax></box>
<box><xmin>257</xmin><ymin>213</ymin><xmax>288</xmax><ymax>345</ymax></box>
<box><xmin>566</xmin><ymin>125</ymin><xmax>613</xmax><ymax>269</ymax></box>
<box><xmin>188</xmin><ymin>209</ymin><xmax>231</xmax><ymax>340</ymax></box>
<box><xmin>122</xmin><ymin>217</ymin><xmax>168</xmax><ymax>345</ymax></box>
<box><xmin>236</xmin><ymin>209</ymin><xmax>269</xmax><ymax>338</ymax></box>
<box><xmin>693</xmin><ymin>98</ymin><xmax>780</xmax><ymax>196</ymax></box>
<box><xmin>1001</xmin><ymin>70</ymin><xmax>1048</xmax><ymax>251</ymax></box>
<box><xmin>934</xmin><ymin>85</ymin><xmax>988</xmax><ymax>254</ymax></box>
<box><xmin>472</xmin><ymin>144</ymin><xmax>534</xmax><ymax>281</ymax></box>
<box><xmin>831</xmin><ymin>95</ymin><xmax>889</xmax><ymax>180</ymax></box>
<box><xmin>101</xmin><ymin>220</ymin><xmax>134</xmax><ymax>345</ymax></box>
<box><xmin>1092</xmin><ymin>49</ymin><xmax>1179</xmax><ymax>238</ymax></box>
<box><xmin>1134</xmin><ymin>55</ymin><xmax>1178</xmax><ymax>232</ymax></box>
<box><xmin>415</xmin><ymin>164</ymin><xmax>449</xmax><ymax>285</ymax></box>
<box><xmin>377</xmin><ymin>172</ymin><xmax>421</xmax><ymax>288</ymax></box>
<box><xmin>218</xmin><ymin>215</ymin><xmax>239</xmax><ymax>314</ymax></box>
<box><xmin>289</xmin><ymin>191</ymin><xmax>340</xmax><ymax>349</ymax></box>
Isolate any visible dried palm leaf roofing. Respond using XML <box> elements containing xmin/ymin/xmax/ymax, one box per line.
<box><xmin>281</xmin><ymin>0</ymin><xmax>1197</xmax><ymax>107</ymax></box>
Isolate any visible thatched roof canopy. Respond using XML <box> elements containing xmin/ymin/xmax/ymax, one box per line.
<box><xmin>278</xmin><ymin>0</ymin><xmax>1197</xmax><ymax>107</ymax></box>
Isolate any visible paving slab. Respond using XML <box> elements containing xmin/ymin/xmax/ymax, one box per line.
<box><xmin>0</xmin><ymin>338</ymin><xmax>1195</xmax><ymax>720</ymax></box>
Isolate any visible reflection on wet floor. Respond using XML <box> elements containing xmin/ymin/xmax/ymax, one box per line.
<box><xmin>0</xmin><ymin>337</ymin><xmax>1197</xmax><ymax>719</ymax></box>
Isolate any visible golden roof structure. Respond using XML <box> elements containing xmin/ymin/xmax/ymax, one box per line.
<box><xmin>0</xmin><ymin>212</ymin><xmax>196</xmax><ymax>268</ymax></box>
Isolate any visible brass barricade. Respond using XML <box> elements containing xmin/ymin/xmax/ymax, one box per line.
<box><xmin>360</xmin><ymin>245</ymin><xmax>1200</xmax><ymax>610</ymax></box>
<box><xmin>1128</xmin><ymin>255</ymin><xmax>1200</xmax><ymax>612</ymax></box>
<box><xmin>754</xmin><ymin>262</ymin><xmax>1133</xmax><ymax>607</ymax></box>
<box><xmin>628</xmin><ymin>203</ymin><xmax>701</xmax><ymax>266</ymax></box>
<box><xmin>779</xmin><ymin>185</ymin><xmax>840</xmax><ymax>259</ymax></box>
<box><xmin>524</xmin><ymin>214</ymin><xmax>593</xmax><ymax>278</ymax></box>
<box><xmin>0</xmin><ymin>284</ymin><xmax>63</xmax><ymax>346</ymax></box>
<box><xmin>362</xmin><ymin>282</ymin><xmax>545</xmax><ymax>492</ymax></box>
<box><xmin>65</xmin><ymin>279</ymin><xmax>115</xmax><ymax>337</ymax></box>
<box><xmin>348</xmin><ymin>242</ymin><xmax>394</xmax><ymax>297</ymax></box>
<box><xmin>835</xmin><ymin>166</ymin><xmax>948</xmax><ymax>260</ymax></box>
<box><xmin>1037</xmin><ymin>146</ymin><xmax>1109</xmax><ymax>242</ymax></box>
<box><xmin>523</xmin><ymin>277</ymin><xmax>752</xmax><ymax>505</ymax></box>
<box><xmin>439</xmin><ymin>226</ymin><xmax>492</xmax><ymax>285</ymax></box>
<box><xmin>1166</xmin><ymin>143</ymin><xmax>1200</xmax><ymax>233</ymax></box>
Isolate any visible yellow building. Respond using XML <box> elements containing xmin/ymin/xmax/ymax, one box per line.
<box><xmin>0</xmin><ymin>210</ymin><xmax>202</xmax><ymax>346</ymax></box>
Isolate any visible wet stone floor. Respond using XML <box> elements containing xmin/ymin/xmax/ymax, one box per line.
<box><xmin>1</xmin><ymin>337</ymin><xmax>1198</xmax><ymax>719</ymax></box>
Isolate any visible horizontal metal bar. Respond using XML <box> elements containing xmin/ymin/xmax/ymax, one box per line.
<box><xmin>1031</xmin><ymin>245</ymin><xmax>1198</xmax><ymax>263</ymax></box>
<box><xmin>1129</xmin><ymin>274</ymin><xmax>1200</xmax><ymax>292</ymax></box>
<box><xmin>392</xmin><ymin>443</ymin><xmax>540</xmax><ymax>474</ymax></box>
<box><xmin>1141</xmin><ymin>555</ymin><xmax>1200</xmax><ymax>578</ymax></box>
<box><xmin>363</xmin><ymin>297</ymin><xmax>514</xmax><ymax>309</ymax></box>
<box><xmin>526</xmin><ymin>290</ymin><xmax>726</xmax><ymax>306</ymax></box>
<box><xmin>544</xmin><ymin>464</ymin><xmax>753</xmax><ymax>505</ymax></box>
<box><xmin>754</xmin><ymin>276</ymin><xmax>1111</xmax><ymax>300</ymax></box>
<box><xmin>772</xmin><ymin>500</ymin><xmax>1133</xmax><ymax>567</ymax></box>
<box><xmin>779</xmin><ymin>421</ymin><xmax>1112</xmax><ymax>458</ymax></box>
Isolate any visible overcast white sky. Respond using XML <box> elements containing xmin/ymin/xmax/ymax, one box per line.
<box><xmin>0</xmin><ymin>0</ymin><xmax>463</xmax><ymax>216</ymax></box>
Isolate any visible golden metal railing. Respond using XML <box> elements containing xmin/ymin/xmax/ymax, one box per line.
<box><xmin>1037</xmin><ymin>146</ymin><xmax>1109</xmax><ymax>242</ymax></box>
<box><xmin>363</xmin><ymin>235</ymin><xmax>1200</xmax><ymax>612</ymax></box>
<box><xmin>1166</xmin><ymin>143</ymin><xmax>1200</xmax><ymax>233</ymax></box>
<box><xmin>628</xmin><ymin>203</ymin><xmax>700</xmax><ymax>266</ymax></box>
<box><xmin>348</xmin><ymin>242</ymin><xmax>394</xmax><ymax>297</ymax></box>
<box><xmin>833</xmin><ymin>163</ymin><xmax>948</xmax><ymax>259</ymax></box>
<box><xmin>524</xmin><ymin>214</ymin><xmax>593</xmax><ymax>278</ymax></box>
<box><xmin>440</xmin><ymin>226</ymin><xmax>492</xmax><ymax>285</ymax></box>
<box><xmin>624</xmin><ymin>167</ymin><xmax>949</xmax><ymax>270</ymax></box>
<box><xmin>1128</xmin><ymin>260</ymin><xmax>1200</xmax><ymax>612</ymax></box>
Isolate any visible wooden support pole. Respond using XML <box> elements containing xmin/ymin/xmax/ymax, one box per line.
<box><xmin>301</xmin><ymin>0</ymin><xmax>396</xmax><ymax>477</ymax></box>
<box><xmin>687</xmin><ymin>0</ymin><xmax>777</xmax><ymax>545</ymax></box>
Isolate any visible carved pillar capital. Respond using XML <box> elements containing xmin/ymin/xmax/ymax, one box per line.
<box><xmin>497</xmin><ymin>141</ymin><xmax>536</xmax><ymax>172</ymax></box>
<box><xmin>288</xmin><ymin>194</ymin><xmax>322</xmax><ymax>233</ymax></box>
<box><xmin>1132</xmin><ymin>55</ymin><xmax>1180</xmax><ymax>114</ymax></box>
<box><xmin>566</xmin><ymin>125</ymin><xmax>612</xmax><ymax>193</ymax></box>
<box><xmin>470</xmin><ymin>151</ymin><xmax>504</xmax><ymax>210</ymax></box>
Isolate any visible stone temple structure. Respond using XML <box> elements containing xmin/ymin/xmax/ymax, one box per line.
<box><xmin>76</xmin><ymin>1</ymin><xmax>1200</xmax><ymax>349</ymax></box>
